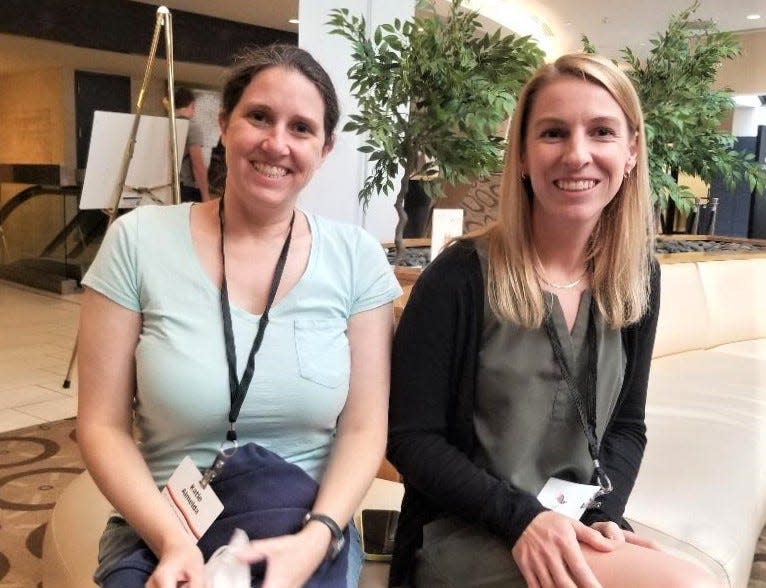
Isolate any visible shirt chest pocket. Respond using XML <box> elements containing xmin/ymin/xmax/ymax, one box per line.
<box><xmin>294</xmin><ymin>318</ymin><xmax>350</xmax><ymax>389</ymax></box>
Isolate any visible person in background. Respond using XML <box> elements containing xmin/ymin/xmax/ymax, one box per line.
<box><xmin>78</xmin><ymin>44</ymin><xmax>401</xmax><ymax>587</ymax></box>
<box><xmin>174</xmin><ymin>86</ymin><xmax>211</xmax><ymax>203</ymax></box>
<box><xmin>207</xmin><ymin>135</ymin><xmax>226</xmax><ymax>198</ymax></box>
<box><xmin>387</xmin><ymin>53</ymin><xmax>722</xmax><ymax>588</ymax></box>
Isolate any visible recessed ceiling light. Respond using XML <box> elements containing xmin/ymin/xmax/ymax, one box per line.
<box><xmin>288</xmin><ymin>18</ymin><xmax>299</xmax><ymax>24</ymax></box>
<box><xmin>746</xmin><ymin>14</ymin><xmax>761</xmax><ymax>20</ymax></box>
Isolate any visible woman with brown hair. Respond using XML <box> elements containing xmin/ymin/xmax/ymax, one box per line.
<box><xmin>78</xmin><ymin>45</ymin><xmax>400</xmax><ymax>588</ymax></box>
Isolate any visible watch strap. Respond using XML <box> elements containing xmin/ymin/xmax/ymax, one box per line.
<box><xmin>303</xmin><ymin>512</ymin><xmax>345</xmax><ymax>561</ymax></box>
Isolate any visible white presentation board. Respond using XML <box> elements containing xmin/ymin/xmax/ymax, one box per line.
<box><xmin>79</xmin><ymin>111</ymin><xmax>188</xmax><ymax>210</ymax></box>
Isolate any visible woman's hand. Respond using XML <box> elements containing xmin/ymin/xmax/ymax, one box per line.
<box><xmin>590</xmin><ymin>521</ymin><xmax>661</xmax><ymax>550</ymax></box>
<box><xmin>146</xmin><ymin>541</ymin><xmax>206</xmax><ymax>588</ymax></box>
<box><xmin>511</xmin><ymin>511</ymin><xmax>615</xmax><ymax>588</ymax></box>
<box><xmin>236</xmin><ymin>524</ymin><xmax>331</xmax><ymax>588</ymax></box>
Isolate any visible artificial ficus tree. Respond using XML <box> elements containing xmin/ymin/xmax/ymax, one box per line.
<box><xmin>328</xmin><ymin>0</ymin><xmax>544</xmax><ymax>262</ymax></box>
<box><xmin>586</xmin><ymin>0</ymin><xmax>765</xmax><ymax>230</ymax></box>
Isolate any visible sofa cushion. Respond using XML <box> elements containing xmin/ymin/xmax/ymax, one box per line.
<box><xmin>647</xmin><ymin>350</ymin><xmax>766</xmax><ymax>432</ymax></box>
<box><xmin>624</xmin><ymin>519</ymin><xmax>727</xmax><ymax>584</ymax></box>
<box><xmin>653</xmin><ymin>262</ymin><xmax>709</xmax><ymax>358</ymax></box>
<box><xmin>697</xmin><ymin>258</ymin><xmax>766</xmax><ymax>348</ymax></box>
<box><xmin>625</xmin><ymin>349</ymin><xmax>766</xmax><ymax>588</ymax></box>
<box><xmin>712</xmin><ymin>339</ymin><xmax>766</xmax><ymax>361</ymax></box>
<box><xmin>42</xmin><ymin>471</ymin><xmax>107</xmax><ymax>588</ymax></box>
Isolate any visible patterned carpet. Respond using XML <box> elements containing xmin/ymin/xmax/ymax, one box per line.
<box><xmin>753</xmin><ymin>532</ymin><xmax>766</xmax><ymax>588</ymax></box>
<box><xmin>0</xmin><ymin>418</ymin><xmax>764</xmax><ymax>587</ymax></box>
<box><xmin>0</xmin><ymin>419</ymin><xmax>83</xmax><ymax>587</ymax></box>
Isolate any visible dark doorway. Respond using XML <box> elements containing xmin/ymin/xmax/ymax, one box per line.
<box><xmin>75</xmin><ymin>71</ymin><xmax>131</xmax><ymax>172</ymax></box>
<box><xmin>709</xmin><ymin>136</ymin><xmax>756</xmax><ymax>237</ymax></box>
<box><xmin>749</xmin><ymin>125</ymin><xmax>766</xmax><ymax>239</ymax></box>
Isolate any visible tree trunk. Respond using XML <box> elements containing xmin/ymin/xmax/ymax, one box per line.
<box><xmin>661</xmin><ymin>167</ymin><xmax>681</xmax><ymax>235</ymax></box>
<box><xmin>393</xmin><ymin>174</ymin><xmax>410</xmax><ymax>266</ymax></box>
<box><xmin>662</xmin><ymin>198</ymin><xmax>677</xmax><ymax>235</ymax></box>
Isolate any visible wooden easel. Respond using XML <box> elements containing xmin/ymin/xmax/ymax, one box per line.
<box><xmin>63</xmin><ymin>5</ymin><xmax>181</xmax><ymax>388</ymax></box>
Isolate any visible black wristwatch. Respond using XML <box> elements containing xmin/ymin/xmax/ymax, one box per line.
<box><xmin>303</xmin><ymin>512</ymin><xmax>345</xmax><ymax>561</ymax></box>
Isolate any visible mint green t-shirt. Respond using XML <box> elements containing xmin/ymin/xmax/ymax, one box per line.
<box><xmin>83</xmin><ymin>203</ymin><xmax>401</xmax><ymax>486</ymax></box>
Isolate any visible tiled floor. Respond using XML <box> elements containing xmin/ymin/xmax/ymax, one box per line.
<box><xmin>0</xmin><ymin>280</ymin><xmax>81</xmax><ymax>433</ymax></box>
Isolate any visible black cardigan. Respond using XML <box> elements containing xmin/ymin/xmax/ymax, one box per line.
<box><xmin>386</xmin><ymin>239</ymin><xmax>661</xmax><ymax>586</ymax></box>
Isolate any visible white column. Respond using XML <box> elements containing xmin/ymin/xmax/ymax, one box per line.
<box><xmin>298</xmin><ymin>0</ymin><xmax>415</xmax><ymax>242</ymax></box>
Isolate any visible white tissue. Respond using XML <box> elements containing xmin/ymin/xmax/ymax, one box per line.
<box><xmin>205</xmin><ymin>528</ymin><xmax>252</xmax><ymax>588</ymax></box>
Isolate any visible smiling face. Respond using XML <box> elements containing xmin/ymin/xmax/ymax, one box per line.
<box><xmin>220</xmin><ymin>66</ymin><xmax>333</xmax><ymax>213</ymax></box>
<box><xmin>522</xmin><ymin>75</ymin><xmax>637</xmax><ymax>231</ymax></box>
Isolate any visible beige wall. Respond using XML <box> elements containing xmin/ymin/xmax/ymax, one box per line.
<box><xmin>0</xmin><ymin>63</ymin><xmax>208</xmax><ymax>168</ymax></box>
<box><xmin>135</xmin><ymin>78</ymin><xmax>171</xmax><ymax>117</ymax></box>
<box><xmin>0</xmin><ymin>68</ymin><xmax>67</xmax><ymax>166</ymax></box>
<box><xmin>61</xmin><ymin>69</ymin><xmax>76</xmax><ymax>179</ymax></box>
<box><xmin>716</xmin><ymin>30</ymin><xmax>766</xmax><ymax>94</ymax></box>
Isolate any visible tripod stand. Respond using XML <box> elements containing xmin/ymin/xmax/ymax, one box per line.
<box><xmin>63</xmin><ymin>5</ymin><xmax>180</xmax><ymax>388</ymax></box>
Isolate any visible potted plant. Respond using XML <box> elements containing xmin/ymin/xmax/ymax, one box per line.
<box><xmin>585</xmin><ymin>0</ymin><xmax>766</xmax><ymax>233</ymax></box>
<box><xmin>327</xmin><ymin>0</ymin><xmax>544</xmax><ymax>264</ymax></box>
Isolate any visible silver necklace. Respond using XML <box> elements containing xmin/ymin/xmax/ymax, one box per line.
<box><xmin>532</xmin><ymin>245</ymin><xmax>589</xmax><ymax>289</ymax></box>
<box><xmin>535</xmin><ymin>267</ymin><xmax>589</xmax><ymax>289</ymax></box>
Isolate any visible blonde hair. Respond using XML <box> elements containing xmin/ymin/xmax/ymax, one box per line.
<box><xmin>472</xmin><ymin>53</ymin><xmax>654</xmax><ymax>329</ymax></box>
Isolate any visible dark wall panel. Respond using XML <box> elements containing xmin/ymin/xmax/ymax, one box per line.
<box><xmin>750</xmin><ymin>125</ymin><xmax>766</xmax><ymax>239</ymax></box>
<box><xmin>710</xmin><ymin>136</ymin><xmax>756</xmax><ymax>237</ymax></box>
<box><xmin>0</xmin><ymin>0</ymin><xmax>296</xmax><ymax>67</ymax></box>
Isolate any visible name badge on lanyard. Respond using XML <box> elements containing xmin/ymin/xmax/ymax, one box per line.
<box><xmin>537</xmin><ymin>477</ymin><xmax>602</xmax><ymax>521</ymax></box>
<box><xmin>162</xmin><ymin>457</ymin><xmax>224</xmax><ymax>540</ymax></box>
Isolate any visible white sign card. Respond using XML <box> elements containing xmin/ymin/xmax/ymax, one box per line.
<box><xmin>430</xmin><ymin>208</ymin><xmax>464</xmax><ymax>262</ymax></box>
<box><xmin>80</xmin><ymin>111</ymin><xmax>188</xmax><ymax>210</ymax></box>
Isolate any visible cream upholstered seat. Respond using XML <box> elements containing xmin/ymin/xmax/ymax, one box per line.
<box><xmin>42</xmin><ymin>471</ymin><xmax>110</xmax><ymax>587</ymax></box>
<box><xmin>623</xmin><ymin>258</ymin><xmax>766</xmax><ymax>587</ymax></box>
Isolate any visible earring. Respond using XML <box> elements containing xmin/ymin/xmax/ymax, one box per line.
<box><xmin>624</xmin><ymin>169</ymin><xmax>630</xmax><ymax>179</ymax></box>
<box><xmin>521</xmin><ymin>173</ymin><xmax>527</xmax><ymax>181</ymax></box>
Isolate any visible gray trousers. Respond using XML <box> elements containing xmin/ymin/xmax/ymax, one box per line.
<box><xmin>413</xmin><ymin>517</ymin><xmax>526</xmax><ymax>588</ymax></box>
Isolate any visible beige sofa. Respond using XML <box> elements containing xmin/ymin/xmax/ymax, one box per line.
<box><xmin>624</xmin><ymin>257</ymin><xmax>766</xmax><ymax>587</ymax></box>
<box><xmin>43</xmin><ymin>256</ymin><xmax>766</xmax><ymax>587</ymax></box>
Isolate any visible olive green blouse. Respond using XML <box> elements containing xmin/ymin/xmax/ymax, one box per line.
<box><xmin>473</xmin><ymin>250</ymin><xmax>626</xmax><ymax>496</ymax></box>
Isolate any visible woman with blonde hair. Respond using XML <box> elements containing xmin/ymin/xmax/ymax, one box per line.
<box><xmin>387</xmin><ymin>53</ymin><xmax>721</xmax><ymax>587</ymax></box>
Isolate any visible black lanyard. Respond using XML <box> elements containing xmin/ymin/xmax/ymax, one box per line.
<box><xmin>200</xmin><ymin>198</ymin><xmax>295</xmax><ymax>487</ymax></box>
<box><xmin>543</xmin><ymin>298</ymin><xmax>613</xmax><ymax>496</ymax></box>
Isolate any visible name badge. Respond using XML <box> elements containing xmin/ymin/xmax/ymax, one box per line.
<box><xmin>162</xmin><ymin>456</ymin><xmax>224</xmax><ymax>540</ymax></box>
<box><xmin>537</xmin><ymin>477</ymin><xmax>601</xmax><ymax>521</ymax></box>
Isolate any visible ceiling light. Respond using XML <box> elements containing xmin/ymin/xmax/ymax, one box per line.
<box><xmin>746</xmin><ymin>14</ymin><xmax>761</xmax><ymax>20</ymax></box>
<box><xmin>462</xmin><ymin>0</ymin><xmax>560</xmax><ymax>56</ymax></box>
<box><xmin>288</xmin><ymin>18</ymin><xmax>299</xmax><ymax>24</ymax></box>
